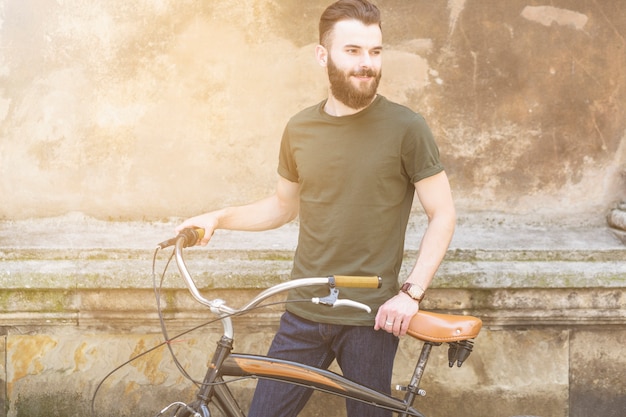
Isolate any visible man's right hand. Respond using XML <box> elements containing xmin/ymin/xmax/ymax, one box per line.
<box><xmin>175</xmin><ymin>211</ymin><xmax>221</xmax><ymax>246</ymax></box>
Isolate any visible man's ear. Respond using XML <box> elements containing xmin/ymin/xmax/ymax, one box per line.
<box><xmin>315</xmin><ymin>45</ymin><xmax>328</xmax><ymax>67</ymax></box>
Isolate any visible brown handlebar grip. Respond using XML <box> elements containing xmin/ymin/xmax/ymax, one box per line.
<box><xmin>182</xmin><ymin>227</ymin><xmax>205</xmax><ymax>247</ymax></box>
<box><xmin>194</xmin><ymin>228</ymin><xmax>205</xmax><ymax>242</ymax></box>
<box><xmin>333</xmin><ymin>275</ymin><xmax>382</xmax><ymax>288</ymax></box>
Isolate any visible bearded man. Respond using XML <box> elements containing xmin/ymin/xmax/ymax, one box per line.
<box><xmin>176</xmin><ymin>1</ymin><xmax>456</xmax><ymax>416</ymax></box>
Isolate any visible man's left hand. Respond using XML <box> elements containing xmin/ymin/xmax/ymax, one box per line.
<box><xmin>374</xmin><ymin>292</ymin><xmax>419</xmax><ymax>337</ymax></box>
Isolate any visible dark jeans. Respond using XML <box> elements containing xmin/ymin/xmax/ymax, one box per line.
<box><xmin>248</xmin><ymin>311</ymin><xmax>399</xmax><ymax>417</ymax></box>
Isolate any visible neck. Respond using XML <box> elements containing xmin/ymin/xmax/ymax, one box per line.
<box><xmin>323</xmin><ymin>92</ymin><xmax>377</xmax><ymax>117</ymax></box>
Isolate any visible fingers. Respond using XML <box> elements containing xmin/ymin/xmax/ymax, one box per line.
<box><xmin>174</xmin><ymin>220</ymin><xmax>193</xmax><ymax>235</ymax></box>
<box><xmin>380</xmin><ymin>316</ymin><xmax>408</xmax><ymax>337</ymax></box>
<box><xmin>199</xmin><ymin>231</ymin><xmax>213</xmax><ymax>246</ymax></box>
<box><xmin>174</xmin><ymin>215</ymin><xmax>215</xmax><ymax>247</ymax></box>
<box><xmin>375</xmin><ymin>311</ymin><xmax>405</xmax><ymax>336</ymax></box>
<box><xmin>375</xmin><ymin>294</ymin><xmax>420</xmax><ymax>337</ymax></box>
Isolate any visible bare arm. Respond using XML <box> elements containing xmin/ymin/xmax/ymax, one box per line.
<box><xmin>406</xmin><ymin>170</ymin><xmax>456</xmax><ymax>290</ymax></box>
<box><xmin>375</xmin><ymin>170</ymin><xmax>456</xmax><ymax>336</ymax></box>
<box><xmin>175</xmin><ymin>176</ymin><xmax>300</xmax><ymax>246</ymax></box>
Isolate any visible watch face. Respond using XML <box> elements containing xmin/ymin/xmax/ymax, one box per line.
<box><xmin>401</xmin><ymin>282</ymin><xmax>424</xmax><ymax>301</ymax></box>
<box><xmin>406</xmin><ymin>283</ymin><xmax>425</xmax><ymax>300</ymax></box>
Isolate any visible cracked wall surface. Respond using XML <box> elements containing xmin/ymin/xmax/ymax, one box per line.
<box><xmin>0</xmin><ymin>0</ymin><xmax>624</xmax><ymax>221</ymax></box>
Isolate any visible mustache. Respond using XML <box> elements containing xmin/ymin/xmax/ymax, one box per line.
<box><xmin>351</xmin><ymin>69</ymin><xmax>378</xmax><ymax>77</ymax></box>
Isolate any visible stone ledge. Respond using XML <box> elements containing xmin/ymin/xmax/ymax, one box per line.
<box><xmin>1</xmin><ymin>211</ymin><xmax>623</xmax><ymax>251</ymax></box>
<box><xmin>0</xmin><ymin>215</ymin><xmax>624</xmax><ymax>330</ymax></box>
<box><xmin>2</xmin><ymin>248</ymin><xmax>625</xmax><ymax>289</ymax></box>
<box><xmin>0</xmin><ymin>286</ymin><xmax>623</xmax><ymax>330</ymax></box>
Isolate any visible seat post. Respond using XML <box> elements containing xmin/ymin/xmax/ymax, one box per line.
<box><xmin>398</xmin><ymin>341</ymin><xmax>439</xmax><ymax>417</ymax></box>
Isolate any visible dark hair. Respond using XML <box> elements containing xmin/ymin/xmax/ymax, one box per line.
<box><xmin>319</xmin><ymin>0</ymin><xmax>381</xmax><ymax>47</ymax></box>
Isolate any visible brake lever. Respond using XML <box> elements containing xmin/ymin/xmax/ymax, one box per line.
<box><xmin>333</xmin><ymin>299</ymin><xmax>371</xmax><ymax>313</ymax></box>
<box><xmin>311</xmin><ymin>287</ymin><xmax>372</xmax><ymax>313</ymax></box>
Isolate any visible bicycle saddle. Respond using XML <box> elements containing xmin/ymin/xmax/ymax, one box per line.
<box><xmin>406</xmin><ymin>311</ymin><xmax>482</xmax><ymax>343</ymax></box>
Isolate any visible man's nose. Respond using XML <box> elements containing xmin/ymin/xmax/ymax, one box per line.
<box><xmin>359</xmin><ymin>52</ymin><xmax>373</xmax><ymax>68</ymax></box>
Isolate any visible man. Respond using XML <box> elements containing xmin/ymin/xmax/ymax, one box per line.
<box><xmin>176</xmin><ymin>1</ymin><xmax>455</xmax><ymax>416</ymax></box>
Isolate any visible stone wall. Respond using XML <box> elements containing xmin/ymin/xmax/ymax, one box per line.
<box><xmin>0</xmin><ymin>0</ymin><xmax>624</xmax><ymax>221</ymax></box>
<box><xmin>0</xmin><ymin>216</ymin><xmax>624</xmax><ymax>417</ymax></box>
<box><xmin>0</xmin><ymin>1</ymin><xmax>625</xmax><ymax>416</ymax></box>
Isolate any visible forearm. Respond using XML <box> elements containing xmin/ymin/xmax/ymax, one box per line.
<box><xmin>176</xmin><ymin>176</ymin><xmax>300</xmax><ymax>245</ymax></box>
<box><xmin>214</xmin><ymin>195</ymin><xmax>299</xmax><ymax>232</ymax></box>
<box><xmin>405</xmin><ymin>171</ymin><xmax>456</xmax><ymax>291</ymax></box>
<box><xmin>405</xmin><ymin>209</ymin><xmax>455</xmax><ymax>290</ymax></box>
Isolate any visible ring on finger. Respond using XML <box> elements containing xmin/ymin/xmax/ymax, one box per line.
<box><xmin>385</xmin><ymin>320</ymin><xmax>393</xmax><ymax>326</ymax></box>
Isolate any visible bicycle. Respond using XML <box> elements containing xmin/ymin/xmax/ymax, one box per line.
<box><xmin>151</xmin><ymin>228</ymin><xmax>482</xmax><ymax>417</ymax></box>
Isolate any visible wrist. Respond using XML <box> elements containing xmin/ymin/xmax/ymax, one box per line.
<box><xmin>400</xmin><ymin>281</ymin><xmax>426</xmax><ymax>302</ymax></box>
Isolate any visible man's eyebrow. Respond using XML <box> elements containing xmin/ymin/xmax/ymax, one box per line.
<box><xmin>343</xmin><ymin>44</ymin><xmax>384</xmax><ymax>50</ymax></box>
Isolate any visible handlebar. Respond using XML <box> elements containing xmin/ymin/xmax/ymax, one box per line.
<box><xmin>163</xmin><ymin>229</ymin><xmax>379</xmax><ymax>338</ymax></box>
<box><xmin>333</xmin><ymin>275</ymin><xmax>381</xmax><ymax>288</ymax></box>
<box><xmin>157</xmin><ymin>227</ymin><xmax>205</xmax><ymax>249</ymax></box>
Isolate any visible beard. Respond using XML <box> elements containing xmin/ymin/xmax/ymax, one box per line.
<box><xmin>327</xmin><ymin>57</ymin><xmax>381</xmax><ymax>110</ymax></box>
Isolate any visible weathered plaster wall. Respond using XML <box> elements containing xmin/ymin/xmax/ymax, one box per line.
<box><xmin>0</xmin><ymin>0</ymin><xmax>624</xmax><ymax>221</ymax></box>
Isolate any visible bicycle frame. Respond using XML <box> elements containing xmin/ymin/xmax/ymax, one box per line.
<box><xmin>170</xmin><ymin>334</ymin><xmax>428</xmax><ymax>417</ymax></box>
<box><xmin>156</xmin><ymin>234</ymin><xmax>480</xmax><ymax>417</ymax></box>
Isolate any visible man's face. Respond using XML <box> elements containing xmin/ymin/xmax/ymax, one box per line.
<box><xmin>325</xmin><ymin>20</ymin><xmax>382</xmax><ymax>110</ymax></box>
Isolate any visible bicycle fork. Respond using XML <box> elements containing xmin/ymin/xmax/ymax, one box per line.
<box><xmin>190</xmin><ymin>335</ymin><xmax>245</xmax><ymax>417</ymax></box>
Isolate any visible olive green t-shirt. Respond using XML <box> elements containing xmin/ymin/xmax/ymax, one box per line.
<box><xmin>278</xmin><ymin>95</ymin><xmax>443</xmax><ymax>326</ymax></box>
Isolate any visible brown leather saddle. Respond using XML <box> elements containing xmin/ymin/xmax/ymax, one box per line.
<box><xmin>407</xmin><ymin>310</ymin><xmax>482</xmax><ymax>343</ymax></box>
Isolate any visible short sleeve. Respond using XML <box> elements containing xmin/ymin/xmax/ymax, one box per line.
<box><xmin>402</xmin><ymin>114</ymin><xmax>444</xmax><ymax>183</ymax></box>
<box><xmin>277</xmin><ymin>127</ymin><xmax>299</xmax><ymax>182</ymax></box>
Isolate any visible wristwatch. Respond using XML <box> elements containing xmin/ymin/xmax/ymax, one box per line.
<box><xmin>400</xmin><ymin>282</ymin><xmax>426</xmax><ymax>302</ymax></box>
